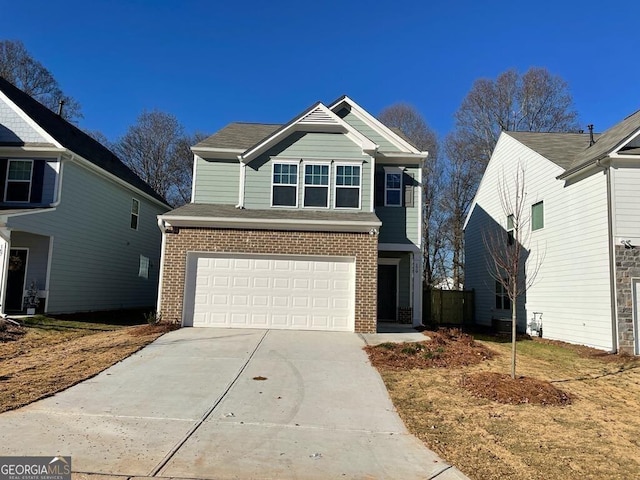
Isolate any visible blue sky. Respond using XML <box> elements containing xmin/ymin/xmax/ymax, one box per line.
<box><xmin>2</xmin><ymin>0</ymin><xmax>637</xmax><ymax>142</ymax></box>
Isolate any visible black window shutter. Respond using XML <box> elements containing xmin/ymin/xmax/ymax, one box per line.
<box><xmin>403</xmin><ymin>172</ymin><xmax>415</xmax><ymax>207</ymax></box>
<box><xmin>0</xmin><ymin>160</ymin><xmax>7</xmax><ymax>201</ymax></box>
<box><xmin>30</xmin><ymin>160</ymin><xmax>45</xmax><ymax>203</ymax></box>
<box><xmin>374</xmin><ymin>168</ymin><xmax>384</xmax><ymax>206</ymax></box>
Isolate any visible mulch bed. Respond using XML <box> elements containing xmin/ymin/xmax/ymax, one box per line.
<box><xmin>0</xmin><ymin>319</ymin><xmax>26</xmax><ymax>342</ymax></box>
<box><xmin>365</xmin><ymin>328</ymin><xmax>496</xmax><ymax>370</ymax></box>
<box><xmin>461</xmin><ymin>371</ymin><xmax>572</xmax><ymax>406</ymax></box>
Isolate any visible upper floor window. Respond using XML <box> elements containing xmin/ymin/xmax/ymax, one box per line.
<box><xmin>385</xmin><ymin>169</ymin><xmax>402</xmax><ymax>207</ymax></box>
<box><xmin>335</xmin><ymin>164</ymin><xmax>360</xmax><ymax>209</ymax></box>
<box><xmin>272</xmin><ymin>162</ymin><xmax>298</xmax><ymax>207</ymax></box>
<box><xmin>495</xmin><ymin>280</ymin><xmax>511</xmax><ymax>310</ymax></box>
<box><xmin>303</xmin><ymin>164</ymin><xmax>329</xmax><ymax>208</ymax></box>
<box><xmin>531</xmin><ymin>201</ymin><xmax>544</xmax><ymax>231</ymax></box>
<box><xmin>5</xmin><ymin>159</ymin><xmax>33</xmax><ymax>202</ymax></box>
<box><xmin>131</xmin><ymin>198</ymin><xmax>140</xmax><ymax>230</ymax></box>
<box><xmin>507</xmin><ymin>214</ymin><xmax>514</xmax><ymax>245</ymax></box>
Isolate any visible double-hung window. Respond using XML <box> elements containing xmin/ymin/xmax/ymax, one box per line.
<box><xmin>303</xmin><ymin>164</ymin><xmax>329</xmax><ymax>208</ymax></box>
<box><xmin>130</xmin><ymin>198</ymin><xmax>140</xmax><ymax>230</ymax></box>
<box><xmin>335</xmin><ymin>164</ymin><xmax>361</xmax><ymax>208</ymax></box>
<box><xmin>272</xmin><ymin>162</ymin><xmax>298</xmax><ymax>207</ymax></box>
<box><xmin>507</xmin><ymin>214</ymin><xmax>514</xmax><ymax>245</ymax></box>
<box><xmin>495</xmin><ymin>281</ymin><xmax>511</xmax><ymax>310</ymax></box>
<box><xmin>5</xmin><ymin>159</ymin><xmax>33</xmax><ymax>202</ymax></box>
<box><xmin>384</xmin><ymin>168</ymin><xmax>402</xmax><ymax>207</ymax></box>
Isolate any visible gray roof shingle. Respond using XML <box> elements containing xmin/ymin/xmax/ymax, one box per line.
<box><xmin>0</xmin><ymin>76</ymin><xmax>168</xmax><ymax>205</ymax></box>
<box><xmin>194</xmin><ymin>123</ymin><xmax>281</xmax><ymax>150</ymax></box>
<box><xmin>163</xmin><ymin>203</ymin><xmax>380</xmax><ymax>225</ymax></box>
<box><xmin>506</xmin><ymin>132</ymin><xmax>594</xmax><ymax>169</ymax></box>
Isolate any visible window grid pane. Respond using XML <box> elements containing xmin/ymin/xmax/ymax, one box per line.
<box><xmin>304</xmin><ymin>165</ymin><xmax>328</xmax><ymax>186</ymax></box>
<box><xmin>274</xmin><ymin>164</ymin><xmax>298</xmax><ymax>185</ymax></box>
<box><xmin>8</xmin><ymin>161</ymin><xmax>32</xmax><ymax>181</ymax></box>
<box><xmin>336</xmin><ymin>165</ymin><xmax>360</xmax><ymax>186</ymax></box>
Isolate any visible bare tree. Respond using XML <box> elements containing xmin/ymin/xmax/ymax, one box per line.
<box><xmin>482</xmin><ymin>164</ymin><xmax>543</xmax><ymax>378</ymax></box>
<box><xmin>443</xmin><ymin>130</ymin><xmax>485</xmax><ymax>288</ymax></box>
<box><xmin>113</xmin><ymin>110</ymin><xmax>202</xmax><ymax>207</ymax></box>
<box><xmin>454</xmin><ymin>67</ymin><xmax>579</xmax><ymax>167</ymax></box>
<box><xmin>378</xmin><ymin>103</ymin><xmax>445</xmax><ymax>286</ymax></box>
<box><xmin>0</xmin><ymin>40</ymin><xmax>82</xmax><ymax>122</ymax></box>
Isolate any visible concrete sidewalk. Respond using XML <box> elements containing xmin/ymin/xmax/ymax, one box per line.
<box><xmin>1</xmin><ymin>328</ymin><xmax>468</xmax><ymax>479</ymax></box>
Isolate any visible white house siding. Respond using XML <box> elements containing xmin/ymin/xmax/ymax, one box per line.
<box><xmin>243</xmin><ymin>132</ymin><xmax>372</xmax><ymax>210</ymax></box>
<box><xmin>0</xmin><ymin>96</ymin><xmax>49</xmax><ymax>144</ymax></box>
<box><xmin>8</xmin><ymin>160</ymin><xmax>167</xmax><ymax>313</ymax></box>
<box><xmin>465</xmin><ymin>133</ymin><xmax>613</xmax><ymax>350</ymax></box>
<box><xmin>612</xmin><ymin>166</ymin><xmax>640</xmax><ymax>243</ymax></box>
<box><xmin>192</xmin><ymin>157</ymin><xmax>239</xmax><ymax>204</ymax></box>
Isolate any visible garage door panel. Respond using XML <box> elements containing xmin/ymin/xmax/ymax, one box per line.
<box><xmin>188</xmin><ymin>254</ymin><xmax>355</xmax><ymax>331</ymax></box>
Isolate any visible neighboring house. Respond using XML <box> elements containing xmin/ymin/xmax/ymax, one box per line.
<box><xmin>157</xmin><ymin>96</ymin><xmax>427</xmax><ymax>333</ymax></box>
<box><xmin>465</xmin><ymin>110</ymin><xmax>640</xmax><ymax>354</ymax></box>
<box><xmin>0</xmin><ymin>76</ymin><xmax>169</xmax><ymax>314</ymax></box>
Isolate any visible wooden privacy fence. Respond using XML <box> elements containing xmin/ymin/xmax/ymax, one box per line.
<box><xmin>423</xmin><ymin>288</ymin><xmax>474</xmax><ymax>326</ymax></box>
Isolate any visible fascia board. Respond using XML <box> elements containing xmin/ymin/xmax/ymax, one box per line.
<box><xmin>328</xmin><ymin>96</ymin><xmax>421</xmax><ymax>154</ymax></box>
<box><xmin>190</xmin><ymin>147</ymin><xmax>244</xmax><ymax>159</ymax></box>
<box><xmin>160</xmin><ymin>215</ymin><xmax>382</xmax><ymax>233</ymax></box>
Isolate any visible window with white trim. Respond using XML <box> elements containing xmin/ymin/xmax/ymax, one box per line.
<box><xmin>130</xmin><ymin>198</ymin><xmax>140</xmax><ymax>230</ymax></box>
<box><xmin>335</xmin><ymin>164</ymin><xmax>360</xmax><ymax>208</ymax></box>
<box><xmin>138</xmin><ymin>255</ymin><xmax>149</xmax><ymax>279</ymax></box>
<box><xmin>384</xmin><ymin>168</ymin><xmax>402</xmax><ymax>207</ymax></box>
<box><xmin>507</xmin><ymin>214</ymin><xmax>514</xmax><ymax>245</ymax></box>
<box><xmin>303</xmin><ymin>163</ymin><xmax>329</xmax><ymax>207</ymax></box>
<box><xmin>531</xmin><ymin>201</ymin><xmax>544</xmax><ymax>231</ymax></box>
<box><xmin>272</xmin><ymin>162</ymin><xmax>298</xmax><ymax>207</ymax></box>
<box><xmin>5</xmin><ymin>159</ymin><xmax>33</xmax><ymax>202</ymax></box>
<box><xmin>495</xmin><ymin>281</ymin><xmax>511</xmax><ymax>310</ymax></box>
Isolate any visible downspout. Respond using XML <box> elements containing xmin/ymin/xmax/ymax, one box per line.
<box><xmin>156</xmin><ymin>217</ymin><xmax>168</xmax><ymax>316</ymax></box>
<box><xmin>236</xmin><ymin>158</ymin><xmax>246</xmax><ymax>209</ymax></box>
<box><xmin>598</xmin><ymin>159</ymin><xmax>618</xmax><ymax>353</ymax></box>
<box><xmin>0</xmin><ymin>226</ymin><xmax>10</xmax><ymax>316</ymax></box>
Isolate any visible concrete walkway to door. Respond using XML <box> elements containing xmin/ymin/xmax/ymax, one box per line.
<box><xmin>0</xmin><ymin>328</ymin><xmax>468</xmax><ymax>480</ymax></box>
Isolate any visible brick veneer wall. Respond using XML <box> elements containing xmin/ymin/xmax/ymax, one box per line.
<box><xmin>615</xmin><ymin>245</ymin><xmax>639</xmax><ymax>354</ymax></box>
<box><xmin>160</xmin><ymin>227</ymin><xmax>378</xmax><ymax>333</ymax></box>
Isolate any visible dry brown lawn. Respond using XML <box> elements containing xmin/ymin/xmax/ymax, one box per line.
<box><xmin>370</xmin><ymin>332</ymin><xmax>640</xmax><ymax>480</ymax></box>
<box><xmin>0</xmin><ymin>316</ymin><xmax>176</xmax><ymax>413</ymax></box>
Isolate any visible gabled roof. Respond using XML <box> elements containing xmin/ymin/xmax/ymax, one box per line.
<box><xmin>506</xmin><ymin>132</ymin><xmax>594</xmax><ymax>170</ymax></box>
<box><xmin>0</xmin><ymin>76</ymin><xmax>168</xmax><ymax>205</ymax></box>
<box><xmin>193</xmin><ymin>96</ymin><xmax>428</xmax><ymax>163</ymax></box>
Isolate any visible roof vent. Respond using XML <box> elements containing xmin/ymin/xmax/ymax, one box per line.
<box><xmin>588</xmin><ymin>124</ymin><xmax>595</xmax><ymax>146</ymax></box>
<box><xmin>57</xmin><ymin>99</ymin><xmax>65</xmax><ymax>117</ymax></box>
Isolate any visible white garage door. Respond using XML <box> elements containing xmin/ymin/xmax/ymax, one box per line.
<box><xmin>184</xmin><ymin>253</ymin><xmax>355</xmax><ymax>331</ymax></box>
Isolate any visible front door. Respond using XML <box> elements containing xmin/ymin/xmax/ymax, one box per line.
<box><xmin>377</xmin><ymin>264</ymin><xmax>397</xmax><ymax>321</ymax></box>
<box><xmin>6</xmin><ymin>248</ymin><xmax>28</xmax><ymax>312</ymax></box>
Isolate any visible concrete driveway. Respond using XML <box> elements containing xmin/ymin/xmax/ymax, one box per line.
<box><xmin>0</xmin><ymin>328</ymin><xmax>468</xmax><ymax>479</ymax></box>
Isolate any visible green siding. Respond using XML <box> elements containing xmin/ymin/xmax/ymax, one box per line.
<box><xmin>337</xmin><ymin>109</ymin><xmax>399</xmax><ymax>151</ymax></box>
<box><xmin>193</xmin><ymin>158</ymin><xmax>239</xmax><ymax>204</ymax></box>
<box><xmin>8</xmin><ymin>161</ymin><xmax>167</xmax><ymax>312</ymax></box>
<box><xmin>244</xmin><ymin>132</ymin><xmax>372</xmax><ymax>210</ymax></box>
<box><xmin>376</xmin><ymin>164</ymin><xmax>421</xmax><ymax>245</ymax></box>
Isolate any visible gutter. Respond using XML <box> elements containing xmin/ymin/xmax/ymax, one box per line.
<box><xmin>598</xmin><ymin>158</ymin><xmax>619</xmax><ymax>353</ymax></box>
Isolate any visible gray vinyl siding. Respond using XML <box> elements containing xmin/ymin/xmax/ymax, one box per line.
<box><xmin>337</xmin><ymin>109</ymin><xmax>399</xmax><ymax>151</ymax></box>
<box><xmin>0</xmin><ymin>97</ymin><xmax>48</xmax><ymax>144</ymax></box>
<box><xmin>376</xmin><ymin>164</ymin><xmax>421</xmax><ymax>245</ymax></box>
<box><xmin>192</xmin><ymin>157</ymin><xmax>239</xmax><ymax>204</ymax></box>
<box><xmin>243</xmin><ymin>132</ymin><xmax>372</xmax><ymax>210</ymax></box>
<box><xmin>10</xmin><ymin>232</ymin><xmax>50</xmax><ymax>295</ymax></box>
<box><xmin>8</xmin><ymin>160</ymin><xmax>167</xmax><ymax>313</ymax></box>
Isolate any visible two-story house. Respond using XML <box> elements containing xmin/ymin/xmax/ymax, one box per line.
<box><xmin>157</xmin><ymin>97</ymin><xmax>427</xmax><ymax>333</ymax></box>
<box><xmin>465</xmin><ymin>109</ymin><xmax>640</xmax><ymax>355</ymax></box>
<box><xmin>0</xmin><ymin>76</ymin><xmax>169</xmax><ymax>315</ymax></box>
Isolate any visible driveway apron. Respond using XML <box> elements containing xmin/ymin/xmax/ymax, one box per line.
<box><xmin>0</xmin><ymin>328</ymin><xmax>468</xmax><ymax>479</ymax></box>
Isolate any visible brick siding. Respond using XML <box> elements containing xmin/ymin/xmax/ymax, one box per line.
<box><xmin>159</xmin><ymin>227</ymin><xmax>378</xmax><ymax>333</ymax></box>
